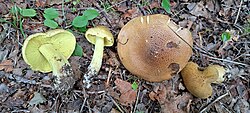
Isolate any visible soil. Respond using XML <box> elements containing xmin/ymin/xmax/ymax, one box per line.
<box><xmin>0</xmin><ymin>0</ymin><xmax>249</xmax><ymax>113</ymax></box>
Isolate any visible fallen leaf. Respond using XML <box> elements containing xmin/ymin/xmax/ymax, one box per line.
<box><xmin>0</xmin><ymin>60</ymin><xmax>13</xmax><ymax>72</ymax></box>
<box><xmin>114</xmin><ymin>78</ymin><xmax>137</xmax><ymax>106</ymax></box>
<box><xmin>122</xmin><ymin>8</ymin><xmax>142</xmax><ymax>19</ymax></box>
<box><xmin>149</xmin><ymin>1</ymin><xmax>160</xmax><ymax>9</ymax></box>
<box><xmin>188</xmin><ymin>1</ymin><xmax>210</xmax><ymax>18</ymax></box>
<box><xmin>29</xmin><ymin>92</ymin><xmax>47</xmax><ymax>106</ymax></box>
<box><xmin>149</xmin><ymin>84</ymin><xmax>192</xmax><ymax>113</ymax></box>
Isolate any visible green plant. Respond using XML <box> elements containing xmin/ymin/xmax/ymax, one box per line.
<box><xmin>10</xmin><ymin>4</ymin><xmax>37</xmax><ymax>38</ymax></box>
<box><xmin>43</xmin><ymin>8</ymin><xmax>59</xmax><ymax>28</ymax></box>
<box><xmin>131</xmin><ymin>81</ymin><xmax>138</xmax><ymax>91</ymax></box>
<box><xmin>221</xmin><ymin>32</ymin><xmax>231</xmax><ymax>42</ymax></box>
<box><xmin>72</xmin><ymin>43</ymin><xmax>83</xmax><ymax>57</ymax></box>
<box><xmin>162</xmin><ymin>0</ymin><xmax>171</xmax><ymax>14</ymax></box>
<box><xmin>20</xmin><ymin>9</ymin><xmax>37</xmax><ymax>17</ymax></box>
<box><xmin>72</xmin><ymin>9</ymin><xmax>99</xmax><ymax>32</ymax></box>
<box><xmin>100</xmin><ymin>1</ymin><xmax>113</xmax><ymax>12</ymax></box>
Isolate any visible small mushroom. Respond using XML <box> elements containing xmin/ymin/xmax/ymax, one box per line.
<box><xmin>117</xmin><ymin>14</ymin><xmax>193</xmax><ymax>82</ymax></box>
<box><xmin>22</xmin><ymin>29</ymin><xmax>76</xmax><ymax>91</ymax></box>
<box><xmin>83</xmin><ymin>26</ymin><xmax>114</xmax><ymax>88</ymax></box>
<box><xmin>181</xmin><ymin>62</ymin><xmax>225</xmax><ymax>99</ymax></box>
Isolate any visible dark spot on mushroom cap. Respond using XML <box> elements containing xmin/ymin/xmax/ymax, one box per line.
<box><xmin>166</xmin><ymin>41</ymin><xmax>179</xmax><ymax>48</ymax></box>
<box><xmin>168</xmin><ymin>63</ymin><xmax>180</xmax><ymax>74</ymax></box>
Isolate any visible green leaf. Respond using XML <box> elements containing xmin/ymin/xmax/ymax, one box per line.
<box><xmin>44</xmin><ymin>19</ymin><xmax>58</xmax><ymax>28</ymax></box>
<box><xmin>83</xmin><ymin>9</ymin><xmax>100</xmax><ymax>20</ymax></box>
<box><xmin>131</xmin><ymin>81</ymin><xmax>138</xmax><ymax>91</ymax></box>
<box><xmin>72</xmin><ymin>43</ymin><xmax>83</xmax><ymax>57</ymax></box>
<box><xmin>75</xmin><ymin>26</ymin><xmax>87</xmax><ymax>32</ymax></box>
<box><xmin>10</xmin><ymin>5</ymin><xmax>21</xmax><ymax>15</ymax></box>
<box><xmin>162</xmin><ymin>0</ymin><xmax>171</xmax><ymax>14</ymax></box>
<box><xmin>20</xmin><ymin>9</ymin><xmax>37</xmax><ymax>17</ymax></box>
<box><xmin>72</xmin><ymin>16</ymin><xmax>88</xmax><ymax>28</ymax></box>
<box><xmin>72</xmin><ymin>1</ymin><xmax>77</xmax><ymax>5</ymax></box>
<box><xmin>43</xmin><ymin>8</ymin><xmax>59</xmax><ymax>19</ymax></box>
<box><xmin>221</xmin><ymin>32</ymin><xmax>231</xmax><ymax>42</ymax></box>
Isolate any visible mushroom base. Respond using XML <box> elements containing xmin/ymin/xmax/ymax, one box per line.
<box><xmin>54</xmin><ymin>64</ymin><xmax>76</xmax><ymax>92</ymax></box>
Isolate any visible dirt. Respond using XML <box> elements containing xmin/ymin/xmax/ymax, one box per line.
<box><xmin>0</xmin><ymin>0</ymin><xmax>249</xmax><ymax>113</ymax></box>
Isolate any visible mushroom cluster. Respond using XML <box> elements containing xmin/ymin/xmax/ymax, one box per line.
<box><xmin>22</xmin><ymin>29</ymin><xmax>76</xmax><ymax>91</ymax></box>
<box><xmin>181</xmin><ymin>62</ymin><xmax>225</xmax><ymax>99</ymax></box>
<box><xmin>117</xmin><ymin>14</ymin><xmax>193</xmax><ymax>82</ymax></box>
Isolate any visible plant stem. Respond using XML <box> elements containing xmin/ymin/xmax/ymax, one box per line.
<box><xmin>39</xmin><ymin>44</ymin><xmax>69</xmax><ymax>77</ymax></box>
<box><xmin>39</xmin><ymin>44</ymin><xmax>75</xmax><ymax>91</ymax></box>
<box><xmin>88</xmin><ymin>36</ymin><xmax>104</xmax><ymax>74</ymax></box>
<box><xmin>83</xmin><ymin>36</ymin><xmax>104</xmax><ymax>88</ymax></box>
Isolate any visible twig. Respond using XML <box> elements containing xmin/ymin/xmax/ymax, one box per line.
<box><xmin>11</xmin><ymin>109</ymin><xmax>30</xmax><ymax>113</ymax></box>
<box><xmin>80</xmin><ymin>97</ymin><xmax>87</xmax><ymax>113</ymax></box>
<box><xmin>133</xmin><ymin>82</ymin><xmax>141</xmax><ymax>113</ymax></box>
<box><xmin>61</xmin><ymin>0</ymin><xmax>66</xmax><ymax>28</ymax></box>
<box><xmin>50</xmin><ymin>94</ymin><xmax>60</xmax><ymax>112</ymax></box>
<box><xmin>87</xmin><ymin>90</ymin><xmax>106</xmax><ymax>94</ymax></box>
<box><xmin>106</xmin><ymin>67</ymin><xmax>112</xmax><ymax>86</ymax></box>
<box><xmin>94</xmin><ymin>1</ymin><xmax>112</xmax><ymax>26</ymax></box>
<box><xmin>107</xmin><ymin>94</ymin><xmax>125</xmax><ymax>113</ymax></box>
<box><xmin>203</xmin><ymin>54</ymin><xmax>249</xmax><ymax>66</ymax></box>
<box><xmin>199</xmin><ymin>92</ymin><xmax>229</xmax><ymax>113</ymax></box>
<box><xmin>234</xmin><ymin>0</ymin><xmax>243</xmax><ymax>25</ymax></box>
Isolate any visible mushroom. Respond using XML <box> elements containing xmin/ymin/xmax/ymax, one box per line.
<box><xmin>83</xmin><ymin>26</ymin><xmax>114</xmax><ymax>88</ymax></box>
<box><xmin>181</xmin><ymin>62</ymin><xmax>225</xmax><ymax>99</ymax></box>
<box><xmin>117</xmin><ymin>14</ymin><xmax>193</xmax><ymax>82</ymax></box>
<box><xmin>22</xmin><ymin>29</ymin><xmax>76</xmax><ymax>91</ymax></box>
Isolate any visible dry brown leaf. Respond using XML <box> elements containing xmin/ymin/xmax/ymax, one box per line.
<box><xmin>149</xmin><ymin>84</ymin><xmax>192</xmax><ymax>113</ymax></box>
<box><xmin>35</xmin><ymin>0</ymin><xmax>46</xmax><ymax>7</ymax></box>
<box><xmin>0</xmin><ymin>60</ymin><xmax>13</xmax><ymax>72</ymax></box>
<box><xmin>114</xmin><ymin>78</ymin><xmax>137</xmax><ymax>106</ymax></box>
<box><xmin>188</xmin><ymin>1</ymin><xmax>210</xmax><ymax>18</ymax></box>
<box><xmin>122</xmin><ymin>8</ymin><xmax>142</xmax><ymax>19</ymax></box>
<box><xmin>149</xmin><ymin>1</ymin><xmax>160</xmax><ymax>9</ymax></box>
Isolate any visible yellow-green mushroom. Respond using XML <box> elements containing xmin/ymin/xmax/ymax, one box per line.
<box><xmin>22</xmin><ymin>29</ymin><xmax>76</xmax><ymax>92</ymax></box>
<box><xmin>83</xmin><ymin>26</ymin><xmax>114</xmax><ymax>88</ymax></box>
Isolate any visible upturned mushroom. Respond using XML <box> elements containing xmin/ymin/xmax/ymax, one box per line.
<box><xmin>181</xmin><ymin>62</ymin><xmax>225</xmax><ymax>99</ymax></box>
<box><xmin>83</xmin><ymin>26</ymin><xmax>114</xmax><ymax>88</ymax></box>
<box><xmin>117</xmin><ymin>14</ymin><xmax>193</xmax><ymax>82</ymax></box>
<box><xmin>22</xmin><ymin>29</ymin><xmax>76</xmax><ymax>91</ymax></box>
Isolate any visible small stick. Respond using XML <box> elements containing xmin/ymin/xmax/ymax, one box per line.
<box><xmin>204</xmin><ymin>54</ymin><xmax>249</xmax><ymax>66</ymax></box>
<box><xmin>94</xmin><ymin>1</ymin><xmax>112</xmax><ymax>27</ymax></box>
<box><xmin>199</xmin><ymin>92</ymin><xmax>229</xmax><ymax>113</ymax></box>
<box><xmin>107</xmin><ymin>94</ymin><xmax>125</xmax><ymax>113</ymax></box>
<box><xmin>106</xmin><ymin>67</ymin><xmax>112</xmax><ymax>86</ymax></box>
<box><xmin>80</xmin><ymin>97</ymin><xmax>87</xmax><ymax>113</ymax></box>
<box><xmin>234</xmin><ymin>0</ymin><xmax>243</xmax><ymax>25</ymax></box>
<box><xmin>133</xmin><ymin>82</ymin><xmax>141</xmax><ymax>113</ymax></box>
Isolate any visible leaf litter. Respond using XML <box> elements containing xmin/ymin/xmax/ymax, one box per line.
<box><xmin>0</xmin><ymin>0</ymin><xmax>249</xmax><ymax>112</ymax></box>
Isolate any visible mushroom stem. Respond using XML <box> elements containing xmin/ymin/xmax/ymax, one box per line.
<box><xmin>39</xmin><ymin>44</ymin><xmax>75</xmax><ymax>91</ymax></box>
<box><xmin>88</xmin><ymin>36</ymin><xmax>104</xmax><ymax>74</ymax></box>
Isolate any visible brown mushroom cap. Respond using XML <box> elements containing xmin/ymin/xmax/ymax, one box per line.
<box><xmin>181</xmin><ymin>62</ymin><xmax>225</xmax><ymax>99</ymax></box>
<box><xmin>117</xmin><ymin>14</ymin><xmax>193</xmax><ymax>82</ymax></box>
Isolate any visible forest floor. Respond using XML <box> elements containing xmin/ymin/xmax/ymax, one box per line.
<box><xmin>0</xmin><ymin>0</ymin><xmax>249</xmax><ymax>113</ymax></box>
